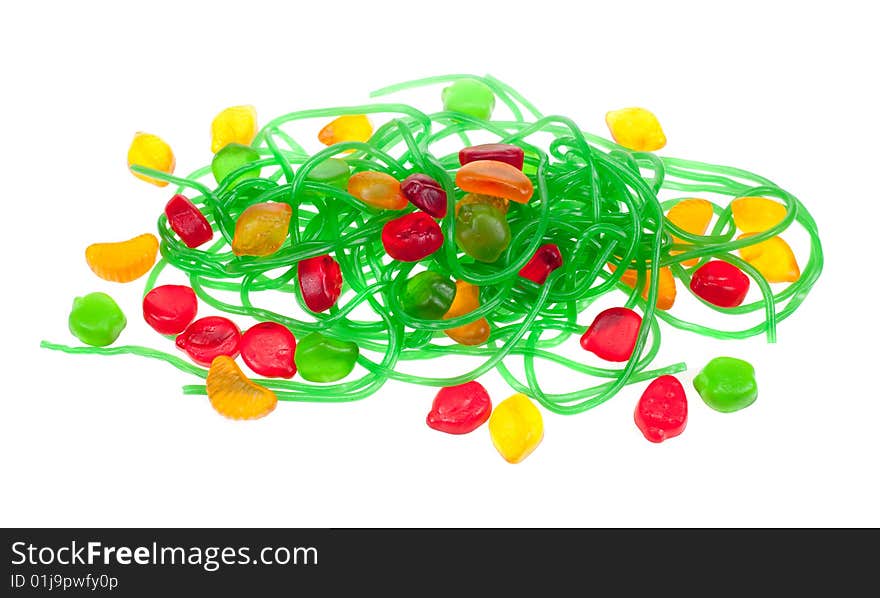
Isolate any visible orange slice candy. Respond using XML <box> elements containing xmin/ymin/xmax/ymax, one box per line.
<box><xmin>667</xmin><ymin>198</ymin><xmax>713</xmax><ymax>267</ymax></box>
<box><xmin>85</xmin><ymin>233</ymin><xmax>159</xmax><ymax>283</ymax></box>
<box><xmin>206</xmin><ymin>355</ymin><xmax>277</xmax><ymax>420</ymax></box>
<box><xmin>609</xmin><ymin>263</ymin><xmax>677</xmax><ymax>310</ymax></box>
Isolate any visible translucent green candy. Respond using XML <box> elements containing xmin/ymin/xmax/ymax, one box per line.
<box><xmin>454</xmin><ymin>203</ymin><xmax>511</xmax><ymax>263</ymax></box>
<box><xmin>211</xmin><ymin>142</ymin><xmax>261</xmax><ymax>187</ymax></box>
<box><xmin>294</xmin><ymin>332</ymin><xmax>359</xmax><ymax>383</ymax></box>
<box><xmin>305</xmin><ymin>158</ymin><xmax>351</xmax><ymax>190</ymax></box>
<box><xmin>68</xmin><ymin>292</ymin><xmax>127</xmax><ymax>347</ymax></box>
<box><xmin>441</xmin><ymin>79</ymin><xmax>495</xmax><ymax>120</ymax></box>
<box><xmin>399</xmin><ymin>271</ymin><xmax>456</xmax><ymax>319</ymax></box>
<box><xmin>693</xmin><ymin>356</ymin><xmax>758</xmax><ymax>413</ymax></box>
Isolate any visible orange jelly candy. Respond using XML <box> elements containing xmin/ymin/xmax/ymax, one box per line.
<box><xmin>667</xmin><ymin>198</ymin><xmax>713</xmax><ymax>267</ymax></box>
<box><xmin>455</xmin><ymin>160</ymin><xmax>534</xmax><ymax>204</ymax></box>
<box><xmin>231</xmin><ymin>202</ymin><xmax>293</xmax><ymax>257</ymax></box>
<box><xmin>737</xmin><ymin>233</ymin><xmax>800</xmax><ymax>283</ymax></box>
<box><xmin>731</xmin><ymin>197</ymin><xmax>787</xmax><ymax>233</ymax></box>
<box><xmin>85</xmin><ymin>233</ymin><xmax>159</xmax><ymax>283</ymax></box>
<box><xmin>206</xmin><ymin>355</ymin><xmax>277</xmax><ymax>420</ymax></box>
<box><xmin>611</xmin><ymin>264</ymin><xmax>677</xmax><ymax>310</ymax></box>
<box><xmin>347</xmin><ymin>171</ymin><xmax>408</xmax><ymax>210</ymax></box>
<box><xmin>318</xmin><ymin>114</ymin><xmax>372</xmax><ymax>147</ymax></box>
<box><xmin>443</xmin><ymin>280</ymin><xmax>490</xmax><ymax>346</ymax></box>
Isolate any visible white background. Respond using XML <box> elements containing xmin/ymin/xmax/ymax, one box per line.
<box><xmin>1</xmin><ymin>0</ymin><xmax>878</xmax><ymax>527</ymax></box>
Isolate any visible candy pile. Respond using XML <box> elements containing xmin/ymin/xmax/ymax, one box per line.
<box><xmin>43</xmin><ymin>74</ymin><xmax>823</xmax><ymax>463</ymax></box>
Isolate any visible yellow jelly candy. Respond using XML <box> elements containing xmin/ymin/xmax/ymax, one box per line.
<box><xmin>211</xmin><ymin>105</ymin><xmax>258</xmax><ymax>153</ymax></box>
<box><xmin>667</xmin><ymin>198</ymin><xmax>713</xmax><ymax>267</ymax></box>
<box><xmin>318</xmin><ymin>114</ymin><xmax>372</xmax><ymax>147</ymax></box>
<box><xmin>731</xmin><ymin>196</ymin><xmax>787</xmax><ymax>233</ymax></box>
<box><xmin>605</xmin><ymin>107</ymin><xmax>666</xmax><ymax>152</ymax></box>
<box><xmin>231</xmin><ymin>202</ymin><xmax>293</xmax><ymax>257</ymax></box>
<box><xmin>489</xmin><ymin>393</ymin><xmax>544</xmax><ymax>464</ymax></box>
<box><xmin>85</xmin><ymin>233</ymin><xmax>159</xmax><ymax>283</ymax></box>
<box><xmin>443</xmin><ymin>280</ymin><xmax>491</xmax><ymax>346</ymax></box>
<box><xmin>206</xmin><ymin>355</ymin><xmax>277</xmax><ymax>420</ymax></box>
<box><xmin>610</xmin><ymin>264</ymin><xmax>677</xmax><ymax>310</ymax></box>
<box><xmin>738</xmin><ymin>233</ymin><xmax>800</xmax><ymax>283</ymax></box>
<box><xmin>127</xmin><ymin>132</ymin><xmax>175</xmax><ymax>186</ymax></box>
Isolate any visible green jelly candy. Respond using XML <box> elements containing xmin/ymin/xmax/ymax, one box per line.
<box><xmin>68</xmin><ymin>292</ymin><xmax>127</xmax><ymax>347</ymax></box>
<box><xmin>454</xmin><ymin>203</ymin><xmax>511</xmax><ymax>263</ymax></box>
<box><xmin>294</xmin><ymin>332</ymin><xmax>359</xmax><ymax>383</ymax></box>
<box><xmin>693</xmin><ymin>356</ymin><xmax>758</xmax><ymax>413</ymax></box>
<box><xmin>441</xmin><ymin>79</ymin><xmax>495</xmax><ymax>120</ymax></box>
<box><xmin>400</xmin><ymin>271</ymin><xmax>456</xmax><ymax>320</ymax></box>
<box><xmin>305</xmin><ymin>158</ymin><xmax>351</xmax><ymax>190</ymax></box>
<box><xmin>212</xmin><ymin>142</ymin><xmax>262</xmax><ymax>187</ymax></box>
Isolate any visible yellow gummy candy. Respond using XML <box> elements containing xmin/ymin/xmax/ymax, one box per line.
<box><xmin>318</xmin><ymin>114</ymin><xmax>373</xmax><ymax>147</ymax></box>
<box><xmin>738</xmin><ymin>233</ymin><xmax>800</xmax><ymax>283</ymax></box>
<box><xmin>443</xmin><ymin>280</ymin><xmax>491</xmax><ymax>346</ymax></box>
<box><xmin>85</xmin><ymin>233</ymin><xmax>159</xmax><ymax>283</ymax></box>
<box><xmin>667</xmin><ymin>198</ymin><xmax>714</xmax><ymax>267</ymax></box>
<box><xmin>211</xmin><ymin>105</ymin><xmax>258</xmax><ymax>153</ymax></box>
<box><xmin>127</xmin><ymin>132</ymin><xmax>175</xmax><ymax>186</ymax></box>
<box><xmin>231</xmin><ymin>202</ymin><xmax>293</xmax><ymax>257</ymax></box>
<box><xmin>605</xmin><ymin>107</ymin><xmax>666</xmax><ymax>152</ymax></box>
<box><xmin>731</xmin><ymin>196</ymin><xmax>787</xmax><ymax>233</ymax></box>
<box><xmin>489</xmin><ymin>393</ymin><xmax>544</xmax><ymax>464</ymax></box>
<box><xmin>206</xmin><ymin>356</ymin><xmax>277</xmax><ymax>420</ymax></box>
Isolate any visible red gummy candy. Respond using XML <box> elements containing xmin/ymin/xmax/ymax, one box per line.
<box><xmin>382</xmin><ymin>212</ymin><xmax>444</xmax><ymax>262</ymax></box>
<box><xmin>459</xmin><ymin>143</ymin><xmax>525</xmax><ymax>171</ymax></box>
<box><xmin>298</xmin><ymin>255</ymin><xmax>343</xmax><ymax>313</ymax></box>
<box><xmin>401</xmin><ymin>173</ymin><xmax>448</xmax><ymax>218</ymax></box>
<box><xmin>580</xmin><ymin>307</ymin><xmax>642</xmax><ymax>362</ymax></box>
<box><xmin>690</xmin><ymin>260</ymin><xmax>750</xmax><ymax>308</ymax></box>
<box><xmin>519</xmin><ymin>243</ymin><xmax>563</xmax><ymax>284</ymax></box>
<box><xmin>165</xmin><ymin>194</ymin><xmax>213</xmax><ymax>248</ymax></box>
<box><xmin>426</xmin><ymin>381</ymin><xmax>492</xmax><ymax>435</ymax></box>
<box><xmin>176</xmin><ymin>316</ymin><xmax>241</xmax><ymax>366</ymax></box>
<box><xmin>634</xmin><ymin>375</ymin><xmax>688</xmax><ymax>443</ymax></box>
<box><xmin>142</xmin><ymin>284</ymin><xmax>198</xmax><ymax>335</ymax></box>
<box><xmin>240</xmin><ymin>322</ymin><xmax>297</xmax><ymax>378</ymax></box>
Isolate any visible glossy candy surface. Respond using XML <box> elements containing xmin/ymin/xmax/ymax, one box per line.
<box><xmin>443</xmin><ymin>280</ymin><xmax>490</xmax><ymax>345</ymax></box>
<box><xmin>455</xmin><ymin>160</ymin><xmax>534</xmax><ymax>204</ymax></box>
<box><xmin>318</xmin><ymin>114</ymin><xmax>372</xmax><ymax>147</ymax></box>
<box><xmin>240</xmin><ymin>322</ymin><xmax>297</xmax><ymax>378</ymax></box>
<box><xmin>489</xmin><ymin>393</ymin><xmax>543</xmax><ymax>464</ymax></box>
<box><xmin>211</xmin><ymin>142</ymin><xmax>261</xmax><ymax>187</ymax></box>
<box><xmin>426</xmin><ymin>381</ymin><xmax>492</xmax><ymax>434</ymax></box>
<box><xmin>690</xmin><ymin>260</ymin><xmax>750</xmax><ymax>307</ymax></box>
<box><xmin>85</xmin><ymin>233</ymin><xmax>159</xmax><ymax>283</ymax></box>
<box><xmin>347</xmin><ymin>171</ymin><xmax>408</xmax><ymax>210</ymax></box>
<box><xmin>399</xmin><ymin>271</ymin><xmax>456</xmax><ymax>320</ymax></box>
<box><xmin>667</xmin><ymin>198</ymin><xmax>713</xmax><ymax>267</ymax></box>
<box><xmin>605</xmin><ymin>107</ymin><xmax>666</xmax><ymax>152</ymax></box>
<box><xmin>127</xmin><ymin>132</ymin><xmax>175</xmax><ymax>186</ymax></box>
<box><xmin>580</xmin><ymin>307</ymin><xmax>642</xmax><ymax>362</ymax></box>
<box><xmin>176</xmin><ymin>316</ymin><xmax>241</xmax><ymax>366</ymax></box>
<box><xmin>634</xmin><ymin>375</ymin><xmax>688</xmax><ymax>443</ymax></box>
<box><xmin>731</xmin><ymin>196</ymin><xmax>787</xmax><ymax>233</ymax></box>
<box><xmin>211</xmin><ymin>105</ymin><xmax>258</xmax><ymax>153</ymax></box>
<box><xmin>454</xmin><ymin>203</ymin><xmax>511</xmax><ymax>263</ymax></box>
<box><xmin>738</xmin><ymin>234</ymin><xmax>800</xmax><ymax>283</ymax></box>
<box><xmin>304</xmin><ymin>158</ymin><xmax>351</xmax><ymax>190</ymax></box>
<box><xmin>164</xmin><ymin>194</ymin><xmax>213</xmax><ymax>248</ymax></box>
<box><xmin>294</xmin><ymin>332</ymin><xmax>359</xmax><ymax>383</ymax></box>
<box><xmin>400</xmin><ymin>173</ymin><xmax>447</xmax><ymax>218</ymax></box>
<box><xmin>613</xmin><ymin>265</ymin><xmax>677</xmax><ymax>310</ymax></box>
<box><xmin>142</xmin><ymin>284</ymin><xmax>198</xmax><ymax>335</ymax></box>
<box><xmin>298</xmin><ymin>254</ymin><xmax>343</xmax><ymax>313</ymax></box>
<box><xmin>382</xmin><ymin>212</ymin><xmax>444</xmax><ymax>262</ymax></box>
<box><xmin>441</xmin><ymin>79</ymin><xmax>495</xmax><ymax>120</ymax></box>
<box><xmin>68</xmin><ymin>292</ymin><xmax>126</xmax><ymax>347</ymax></box>
<box><xmin>693</xmin><ymin>356</ymin><xmax>758</xmax><ymax>413</ymax></box>
<box><xmin>454</xmin><ymin>192</ymin><xmax>509</xmax><ymax>216</ymax></box>
<box><xmin>206</xmin><ymin>355</ymin><xmax>277</xmax><ymax>420</ymax></box>
<box><xmin>459</xmin><ymin>143</ymin><xmax>524</xmax><ymax>170</ymax></box>
<box><xmin>519</xmin><ymin>244</ymin><xmax>563</xmax><ymax>285</ymax></box>
<box><xmin>231</xmin><ymin>202</ymin><xmax>292</xmax><ymax>256</ymax></box>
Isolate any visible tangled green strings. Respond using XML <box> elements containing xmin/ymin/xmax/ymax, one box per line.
<box><xmin>41</xmin><ymin>74</ymin><xmax>823</xmax><ymax>416</ymax></box>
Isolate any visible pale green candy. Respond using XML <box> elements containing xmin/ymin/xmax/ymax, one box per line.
<box><xmin>212</xmin><ymin>143</ymin><xmax>262</xmax><ymax>187</ymax></box>
<box><xmin>68</xmin><ymin>292</ymin><xmax>127</xmax><ymax>347</ymax></box>
<box><xmin>693</xmin><ymin>356</ymin><xmax>758</xmax><ymax>413</ymax></box>
<box><xmin>294</xmin><ymin>332</ymin><xmax>359</xmax><ymax>383</ymax></box>
<box><xmin>441</xmin><ymin>79</ymin><xmax>495</xmax><ymax>120</ymax></box>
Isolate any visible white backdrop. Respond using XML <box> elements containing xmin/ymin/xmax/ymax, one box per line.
<box><xmin>2</xmin><ymin>0</ymin><xmax>877</xmax><ymax>527</ymax></box>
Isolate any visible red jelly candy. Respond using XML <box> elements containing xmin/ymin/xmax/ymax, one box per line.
<box><xmin>382</xmin><ymin>212</ymin><xmax>444</xmax><ymax>262</ymax></box>
<box><xmin>426</xmin><ymin>381</ymin><xmax>492</xmax><ymax>434</ymax></box>
<box><xmin>634</xmin><ymin>375</ymin><xmax>688</xmax><ymax>443</ymax></box>
<box><xmin>298</xmin><ymin>255</ymin><xmax>343</xmax><ymax>313</ymax></box>
<box><xmin>240</xmin><ymin>322</ymin><xmax>297</xmax><ymax>378</ymax></box>
<box><xmin>580</xmin><ymin>307</ymin><xmax>642</xmax><ymax>362</ymax></box>
<box><xmin>690</xmin><ymin>260</ymin><xmax>750</xmax><ymax>308</ymax></box>
<box><xmin>164</xmin><ymin>194</ymin><xmax>213</xmax><ymax>248</ymax></box>
<box><xmin>519</xmin><ymin>243</ymin><xmax>563</xmax><ymax>284</ymax></box>
<box><xmin>176</xmin><ymin>316</ymin><xmax>241</xmax><ymax>366</ymax></box>
<box><xmin>142</xmin><ymin>284</ymin><xmax>198</xmax><ymax>335</ymax></box>
<box><xmin>459</xmin><ymin>143</ymin><xmax>525</xmax><ymax>171</ymax></box>
<box><xmin>400</xmin><ymin>173</ymin><xmax>448</xmax><ymax>218</ymax></box>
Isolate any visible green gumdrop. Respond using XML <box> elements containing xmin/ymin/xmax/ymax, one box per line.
<box><xmin>441</xmin><ymin>79</ymin><xmax>495</xmax><ymax>120</ymax></box>
<box><xmin>305</xmin><ymin>158</ymin><xmax>351</xmax><ymax>190</ymax></box>
<box><xmin>68</xmin><ymin>292</ymin><xmax>127</xmax><ymax>347</ymax></box>
<box><xmin>212</xmin><ymin>143</ymin><xmax>262</xmax><ymax>187</ymax></box>
<box><xmin>693</xmin><ymin>356</ymin><xmax>758</xmax><ymax>413</ymax></box>
<box><xmin>454</xmin><ymin>203</ymin><xmax>511</xmax><ymax>263</ymax></box>
<box><xmin>400</xmin><ymin>271</ymin><xmax>456</xmax><ymax>320</ymax></box>
<box><xmin>294</xmin><ymin>332</ymin><xmax>359</xmax><ymax>383</ymax></box>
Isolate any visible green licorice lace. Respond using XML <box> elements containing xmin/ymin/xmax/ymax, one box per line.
<box><xmin>41</xmin><ymin>74</ymin><xmax>823</xmax><ymax>415</ymax></box>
